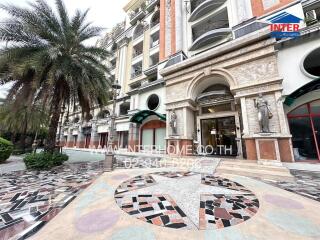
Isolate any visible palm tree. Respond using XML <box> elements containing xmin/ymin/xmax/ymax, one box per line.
<box><xmin>0</xmin><ymin>0</ymin><xmax>111</xmax><ymax>152</ymax></box>
<box><xmin>0</xmin><ymin>102</ymin><xmax>49</xmax><ymax>151</ymax></box>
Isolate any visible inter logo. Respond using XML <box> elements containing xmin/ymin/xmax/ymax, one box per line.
<box><xmin>267</xmin><ymin>12</ymin><xmax>302</xmax><ymax>38</ymax></box>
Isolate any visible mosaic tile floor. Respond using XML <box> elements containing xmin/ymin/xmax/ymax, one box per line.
<box><xmin>115</xmin><ymin>194</ymin><xmax>194</xmax><ymax>229</ymax></box>
<box><xmin>0</xmin><ymin>162</ymin><xmax>104</xmax><ymax>240</ymax></box>
<box><xmin>261</xmin><ymin>170</ymin><xmax>320</xmax><ymax>203</ymax></box>
<box><xmin>115</xmin><ymin>172</ymin><xmax>259</xmax><ymax>230</ymax></box>
<box><xmin>199</xmin><ymin>194</ymin><xmax>259</xmax><ymax>230</ymax></box>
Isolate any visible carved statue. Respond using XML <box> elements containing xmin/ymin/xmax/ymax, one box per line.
<box><xmin>170</xmin><ymin>110</ymin><xmax>177</xmax><ymax>135</ymax></box>
<box><xmin>255</xmin><ymin>93</ymin><xmax>273</xmax><ymax>133</ymax></box>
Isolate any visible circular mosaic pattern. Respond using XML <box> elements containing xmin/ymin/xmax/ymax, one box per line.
<box><xmin>114</xmin><ymin>172</ymin><xmax>259</xmax><ymax>230</ymax></box>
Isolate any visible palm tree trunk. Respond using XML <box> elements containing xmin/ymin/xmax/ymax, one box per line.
<box><xmin>20</xmin><ymin>111</ymin><xmax>28</xmax><ymax>152</ymax></box>
<box><xmin>45</xmin><ymin>88</ymin><xmax>62</xmax><ymax>153</ymax></box>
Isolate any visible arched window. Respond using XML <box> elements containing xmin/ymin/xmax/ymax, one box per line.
<box><xmin>133</xmin><ymin>24</ymin><xmax>144</xmax><ymax>39</ymax></box>
<box><xmin>150</xmin><ymin>11</ymin><xmax>160</xmax><ymax>28</ymax></box>
<box><xmin>288</xmin><ymin>99</ymin><xmax>320</xmax><ymax>161</ymax></box>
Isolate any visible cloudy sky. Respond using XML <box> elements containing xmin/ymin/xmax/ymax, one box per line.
<box><xmin>0</xmin><ymin>0</ymin><xmax>128</xmax><ymax>97</ymax></box>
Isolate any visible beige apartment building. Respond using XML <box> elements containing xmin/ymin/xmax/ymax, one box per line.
<box><xmin>60</xmin><ymin>0</ymin><xmax>320</xmax><ymax>163</ymax></box>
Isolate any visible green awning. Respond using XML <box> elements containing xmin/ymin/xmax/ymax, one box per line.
<box><xmin>130</xmin><ymin>110</ymin><xmax>166</xmax><ymax>124</ymax></box>
<box><xmin>284</xmin><ymin>77</ymin><xmax>320</xmax><ymax>106</ymax></box>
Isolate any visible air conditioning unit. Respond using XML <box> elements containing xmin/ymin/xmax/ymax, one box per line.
<box><xmin>306</xmin><ymin>10</ymin><xmax>317</xmax><ymax>21</ymax></box>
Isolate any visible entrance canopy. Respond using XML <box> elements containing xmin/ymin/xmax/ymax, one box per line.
<box><xmin>284</xmin><ymin>78</ymin><xmax>320</xmax><ymax>106</ymax></box>
<box><xmin>130</xmin><ymin>110</ymin><xmax>166</xmax><ymax>124</ymax></box>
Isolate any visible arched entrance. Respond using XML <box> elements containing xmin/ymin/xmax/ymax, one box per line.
<box><xmin>195</xmin><ymin>83</ymin><xmax>241</xmax><ymax>156</ymax></box>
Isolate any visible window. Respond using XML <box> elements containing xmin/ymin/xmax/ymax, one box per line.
<box><xmin>288</xmin><ymin>100</ymin><xmax>320</xmax><ymax>161</ymax></box>
<box><xmin>303</xmin><ymin>47</ymin><xmax>320</xmax><ymax>77</ymax></box>
<box><xmin>147</xmin><ymin>94</ymin><xmax>160</xmax><ymax>110</ymax></box>
<box><xmin>120</xmin><ymin>102</ymin><xmax>130</xmax><ymax>115</ymax></box>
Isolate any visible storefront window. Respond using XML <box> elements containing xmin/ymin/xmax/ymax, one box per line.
<box><xmin>288</xmin><ymin>99</ymin><xmax>320</xmax><ymax>161</ymax></box>
<box><xmin>311</xmin><ymin>100</ymin><xmax>320</xmax><ymax>114</ymax></box>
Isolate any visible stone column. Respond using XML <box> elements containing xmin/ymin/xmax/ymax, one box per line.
<box><xmin>77</xmin><ymin>125</ymin><xmax>85</xmax><ymax>148</ymax></box>
<box><xmin>90</xmin><ymin>122</ymin><xmax>99</xmax><ymax>149</ymax></box>
<box><xmin>166</xmin><ymin>106</ymin><xmax>194</xmax><ymax>156</ymax></box>
<box><xmin>128</xmin><ymin>122</ymin><xmax>140</xmax><ymax>152</ymax></box>
<box><xmin>66</xmin><ymin>128</ymin><xmax>73</xmax><ymax>147</ymax></box>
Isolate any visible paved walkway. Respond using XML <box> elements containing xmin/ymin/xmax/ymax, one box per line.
<box><xmin>33</xmin><ymin>168</ymin><xmax>320</xmax><ymax>240</ymax></box>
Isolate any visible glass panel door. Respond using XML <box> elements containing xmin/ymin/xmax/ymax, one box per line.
<box><xmin>155</xmin><ymin>128</ymin><xmax>166</xmax><ymax>151</ymax></box>
<box><xmin>201</xmin><ymin>117</ymin><xmax>237</xmax><ymax>156</ymax></box>
<box><xmin>288</xmin><ymin>117</ymin><xmax>318</xmax><ymax>160</ymax></box>
<box><xmin>142</xmin><ymin>129</ymin><xmax>153</xmax><ymax>151</ymax></box>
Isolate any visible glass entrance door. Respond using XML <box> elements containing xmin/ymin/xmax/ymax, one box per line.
<box><xmin>201</xmin><ymin>116</ymin><xmax>237</xmax><ymax>156</ymax></box>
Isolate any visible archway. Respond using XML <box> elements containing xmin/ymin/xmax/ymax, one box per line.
<box><xmin>189</xmin><ymin>72</ymin><xmax>241</xmax><ymax>157</ymax></box>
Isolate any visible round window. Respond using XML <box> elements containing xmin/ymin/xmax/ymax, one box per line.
<box><xmin>303</xmin><ymin>47</ymin><xmax>320</xmax><ymax>77</ymax></box>
<box><xmin>147</xmin><ymin>94</ymin><xmax>160</xmax><ymax>110</ymax></box>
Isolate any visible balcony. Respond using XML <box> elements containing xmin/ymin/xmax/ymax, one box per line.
<box><xmin>129</xmin><ymin>4</ymin><xmax>146</xmax><ymax>25</ymax></box>
<box><xmin>150</xmin><ymin>39</ymin><xmax>159</xmax><ymax>48</ymax></box>
<box><xmin>131</xmin><ymin>71</ymin><xmax>142</xmax><ymax>79</ymax></box>
<box><xmin>150</xmin><ymin>11</ymin><xmax>160</xmax><ymax>28</ymax></box>
<box><xmin>146</xmin><ymin>0</ymin><xmax>160</xmax><ymax>12</ymax></box>
<box><xmin>189</xmin><ymin>28</ymin><xmax>231</xmax><ymax>51</ymax></box>
<box><xmin>144</xmin><ymin>64</ymin><xmax>158</xmax><ymax>76</ymax></box>
<box><xmin>190</xmin><ymin>8</ymin><xmax>231</xmax><ymax>51</ymax></box>
<box><xmin>131</xmin><ymin>61</ymin><xmax>143</xmax><ymax>80</ymax></box>
<box><xmin>189</xmin><ymin>0</ymin><xmax>226</xmax><ymax>22</ymax></box>
<box><xmin>132</xmin><ymin>41</ymin><xmax>143</xmax><ymax>58</ymax></box>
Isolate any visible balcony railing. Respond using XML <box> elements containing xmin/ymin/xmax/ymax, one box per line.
<box><xmin>133</xmin><ymin>29</ymin><xmax>144</xmax><ymax>40</ymax></box>
<box><xmin>132</xmin><ymin>50</ymin><xmax>143</xmax><ymax>58</ymax></box>
<box><xmin>131</xmin><ymin>71</ymin><xmax>142</xmax><ymax>79</ymax></box>
<box><xmin>150</xmin><ymin>39</ymin><xmax>159</xmax><ymax>48</ymax></box>
<box><xmin>146</xmin><ymin>0</ymin><xmax>160</xmax><ymax>12</ymax></box>
<box><xmin>129</xmin><ymin>4</ymin><xmax>146</xmax><ymax>25</ymax></box>
<box><xmin>189</xmin><ymin>0</ymin><xmax>227</xmax><ymax>22</ymax></box>
<box><xmin>192</xmin><ymin>20</ymin><xmax>229</xmax><ymax>41</ymax></box>
<box><xmin>191</xmin><ymin>0</ymin><xmax>206</xmax><ymax>12</ymax></box>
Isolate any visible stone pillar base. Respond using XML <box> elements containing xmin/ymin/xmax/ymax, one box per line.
<box><xmin>244</xmin><ymin>134</ymin><xmax>294</xmax><ymax>163</ymax></box>
<box><xmin>166</xmin><ymin>138</ymin><xmax>193</xmax><ymax>156</ymax></box>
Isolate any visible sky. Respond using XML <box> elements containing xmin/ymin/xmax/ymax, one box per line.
<box><xmin>0</xmin><ymin>0</ymin><xmax>128</xmax><ymax>97</ymax></box>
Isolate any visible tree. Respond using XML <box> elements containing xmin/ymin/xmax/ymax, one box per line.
<box><xmin>0</xmin><ymin>0</ymin><xmax>111</xmax><ymax>152</ymax></box>
<box><xmin>0</xmin><ymin>102</ymin><xmax>49</xmax><ymax>151</ymax></box>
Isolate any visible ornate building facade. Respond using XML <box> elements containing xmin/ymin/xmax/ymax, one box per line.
<box><xmin>60</xmin><ymin>0</ymin><xmax>320</xmax><ymax>163</ymax></box>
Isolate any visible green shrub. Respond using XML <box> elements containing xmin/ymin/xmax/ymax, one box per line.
<box><xmin>23</xmin><ymin>152</ymin><xmax>69</xmax><ymax>170</ymax></box>
<box><xmin>0</xmin><ymin>137</ymin><xmax>14</xmax><ymax>163</ymax></box>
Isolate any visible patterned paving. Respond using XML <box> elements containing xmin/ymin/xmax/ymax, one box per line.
<box><xmin>262</xmin><ymin>170</ymin><xmax>320</xmax><ymax>202</ymax></box>
<box><xmin>199</xmin><ymin>194</ymin><xmax>259</xmax><ymax>229</ymax></box>
<box><xmin>115</xmin><ymin>172</ymin><xmax>259</xmax><ymax>230</ymax></box>
<box><xmin>154</xmin><ymin>171</ymin><xmax>198</xmax><ymax>179</ymax></box>
<box><xmin>115</xmin><ymin>175</ymin><xmax>156</xmax><ymax>195</ymax></box>
<box><xmin>202</xmin><ymin>174</ymin><xmax>252</xmax><ymax>193</ymax></box>
<box><xmin>0</xmin><ymin>162</ymin><xmax>104</xmax><ymax>240</ymax></box>
<box><xmin>115</xmin><ymin>194</ymin><xmax>195</xmax><ymax>229</ymax></box>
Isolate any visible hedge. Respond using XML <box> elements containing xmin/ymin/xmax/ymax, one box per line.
<box><xmin>0</xmin><ymin>137</ymin><xmax>14</xmax><ymax>163</ymax></box>
<box><xmin>23</xmin><ymin>152</ymin><xmax>69</xmax><ymax>170</ymax></box>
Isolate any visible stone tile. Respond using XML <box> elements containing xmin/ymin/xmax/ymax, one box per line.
<box><xmin>0</xmin><ymin>161</ymin><xmax>104</xmax><ymax>240</ymax></box>
<box><xmin>199</xmin><ymin>194</ymin><xmax>259</xmax><ymax>230</ymax></box>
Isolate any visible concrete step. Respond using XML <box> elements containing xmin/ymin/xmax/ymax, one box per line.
<box><xmin>216</xmin><ymin>166</ymin><xmax>295</xmax><ymax>182</ymax></box>
<box><xmin>220</xmin><ymin>161</ymin><xmax>290</xmax><ymax>173</ymax></box>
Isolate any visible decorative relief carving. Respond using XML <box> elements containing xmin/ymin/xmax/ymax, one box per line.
<box><xmin>230</xmin><ymin>58</ymin><xmax>277</xmax><ymax>85</ymax></box>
